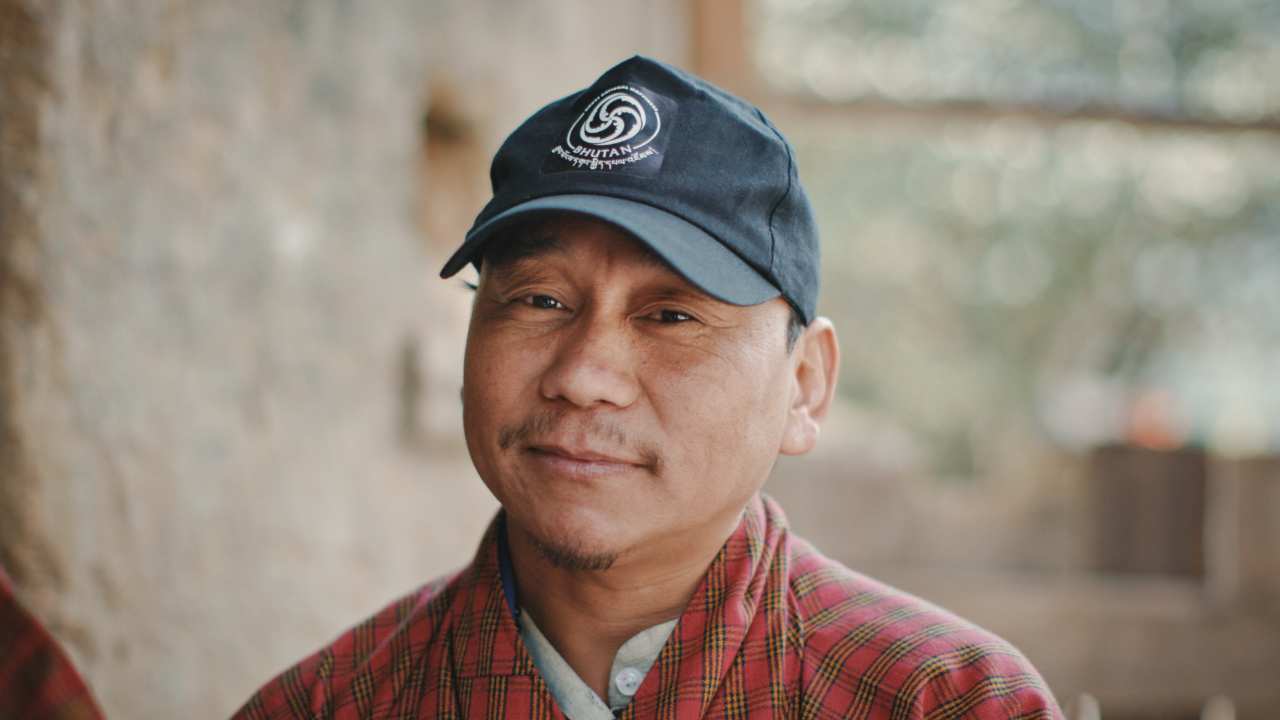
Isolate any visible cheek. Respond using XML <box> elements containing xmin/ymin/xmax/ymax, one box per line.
<box><xmin>647</xmin><ymin>344</ymin><xmax>791</xmax><ymax>488</ymax></box>
<box><xmin>462</xmin><ymin>329</ymin><xmax>540</xmax><ymax>465</ymax></box>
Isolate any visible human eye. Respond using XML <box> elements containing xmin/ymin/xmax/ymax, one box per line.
<box><xmin>644</xmin><ymin>307</ymin><xmax>697</xmax><ymax>324</ymax></box>
<box><xmin>518</xmin><ymin>294</ymin><xmax>567</xmax><ymax>311</ymax></box>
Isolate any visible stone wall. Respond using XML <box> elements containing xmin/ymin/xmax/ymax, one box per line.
<box><xmin>0</xmin><ymin>2</ymin><xmax>686</xmax><ymax>717</ymax></box>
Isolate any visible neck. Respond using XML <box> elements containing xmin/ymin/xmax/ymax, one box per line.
<box><xmin>506</xmin><ymin>512</ymin><xmax>743</xmax><ymax>699</ymax></box>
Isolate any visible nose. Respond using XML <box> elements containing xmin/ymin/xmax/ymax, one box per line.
<box><xmin>538</xmin><ymin>311</ymin><xmax>640</xmax><ymax>409</ymax></box>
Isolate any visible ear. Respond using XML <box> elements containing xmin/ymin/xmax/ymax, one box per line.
<box><xmin>779</xmin><ymin>317</ymin><xmax>840</xmax><ymax>456</ymax></box>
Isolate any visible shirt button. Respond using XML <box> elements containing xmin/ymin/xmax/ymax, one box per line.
<box><xmin>614</xmin><ymin>667</ymin><xmax>644</xmax><ymax>696</ymax></box>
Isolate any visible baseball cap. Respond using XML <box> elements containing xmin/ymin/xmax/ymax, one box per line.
<box><xmin>439</xmin><ymin>55</ymin><xmax>820</xmax><ymax>324</ymax></box>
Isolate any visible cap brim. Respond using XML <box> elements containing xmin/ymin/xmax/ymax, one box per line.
<box><xmin>439</xmin><ymin>194</ymin><xmax>780</xmax><ymax>307</ymax></box>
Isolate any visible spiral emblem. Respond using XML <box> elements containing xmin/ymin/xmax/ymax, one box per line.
<box><xmin>579</xmin><ymin>92</ymin><xmax>645</xmax><ymax>146</ymax></box>
<box><xmin>567</xmin><ymin>85</ymin><xmax>662</xmax><ymax>152</ymax></box>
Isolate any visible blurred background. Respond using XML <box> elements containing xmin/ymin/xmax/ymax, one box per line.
<box><xmin>1</xmin><ymin>1</ymin><xmax>1276</xmax><ymax>718</ymax></box>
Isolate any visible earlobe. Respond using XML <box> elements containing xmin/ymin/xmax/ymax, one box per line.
<box><xmin>779</xmin><ymin>318</ymin><xmax>840</xmax><ymax>456</ymax></box>
<box><xmin>780</xmin><ymin>413</ymin><xmax>820</xmax><ymax>456</ymax></box>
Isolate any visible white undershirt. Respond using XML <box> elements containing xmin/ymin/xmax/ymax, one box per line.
<box><xmin>519</xmin><ymin>611</ymin><xmax>678</xmax><ymax>719</ymax></box>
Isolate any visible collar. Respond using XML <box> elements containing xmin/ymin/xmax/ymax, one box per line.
<box><xmin>496</xmin><ymin>513</ymin><xmax>520</xmax><ymax>621</ymax></box>
<box><xmin>447</xmin><ymin>493</ymin><xmax>789</xmax><ymax>719</ymax></box>
<box><xmin>497</xmin><ymin>513</ymin><xmax>678</xmax><ymax>716</ymax></box>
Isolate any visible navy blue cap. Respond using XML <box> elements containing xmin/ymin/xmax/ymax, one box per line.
<box><xmin>440</xmin><ymin>55</ymin><xmax>820</xmax><ymax>324</ymax></box>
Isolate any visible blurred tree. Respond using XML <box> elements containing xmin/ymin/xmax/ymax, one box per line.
<box><xmin>752</xmin><ymin>0</ymin><xmax>1280</xmax><ymax>477</ymax></box>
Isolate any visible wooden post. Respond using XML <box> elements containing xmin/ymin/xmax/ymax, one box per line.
<box><xmin>1206</xmin><ymin>456</ymin><xmax>1280</xmax><ymax>607</ymax></box>
<box><xmin>1089</xmin><ymin>444</ymin><xmax>1207</xmax><ymax>577</ymax></box>
<box><xmin>688</xmin><ymin>0</ymin><xmax>757</xmax><ymax>100</ymax></box>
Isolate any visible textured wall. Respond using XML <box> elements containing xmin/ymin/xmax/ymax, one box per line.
<box><xmin>0</xmin><ymin>2</ymin><xmax>686</xmax><ymax>717</ymax></box>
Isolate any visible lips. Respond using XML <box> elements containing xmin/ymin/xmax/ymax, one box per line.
<box><xmin>525</xmin><ymin>443</ymin><xmax>646</xmax><ymax>468</ymax></box>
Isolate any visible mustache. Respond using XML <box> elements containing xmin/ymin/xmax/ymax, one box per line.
<box><xmin>497</xmin><ymin>409</ymin><xmax>662</xmax><ymax>472</ymax></box>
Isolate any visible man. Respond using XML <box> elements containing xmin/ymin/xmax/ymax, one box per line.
<box><xmin>235</xmin><ymin>56</ymin><xmax>1063</xmax><ymax>719</ymax></box>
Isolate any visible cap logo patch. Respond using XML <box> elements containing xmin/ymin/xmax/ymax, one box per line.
<box><xmin>545</xmin><ymin>84</ymin><xmax>674</xmax><ymax>176</ymax></box>
<box><xmin>573</xmin><ymin>86</ymin><xmax>658</xmax><ymax>149</ymax></box>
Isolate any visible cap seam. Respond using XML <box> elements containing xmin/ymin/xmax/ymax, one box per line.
<box><xmin>756</xmin><ymin>108</ymin><xmax>792</xmax><ymax>277</ymax></box>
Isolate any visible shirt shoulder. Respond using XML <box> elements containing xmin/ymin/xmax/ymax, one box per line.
<box><xmin>785</xmin><ymin>535</ymin><xmax>1063</xmax><ymax>719</ymax></box>
<box><xmin>0</xmin><ymin>568</ymin><xmax>105</xmax><ymax>720</ymax></box>
<box><xmin>231</xmin><ymin>570</ymin><xmax>463</xmax><ymax>720</ymax></box>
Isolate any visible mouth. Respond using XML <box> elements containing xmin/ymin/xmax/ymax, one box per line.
<box><xmin>524</xmin><ymin>443</ymin><xmax>649</xmax><ymax>477</ymax></box>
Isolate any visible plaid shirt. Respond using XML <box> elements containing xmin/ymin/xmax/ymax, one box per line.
<box><xmin>0</xmin><ymin>567</ymin><xmax>104</xmax><ymax>720</ymax></box>
<box><xmin>235</xmin><ymin>495</ymin><xmax>1063</xmax><ymax>719</ymax></box>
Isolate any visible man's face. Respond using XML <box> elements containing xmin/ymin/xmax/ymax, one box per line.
<box><xmin>461</xmin><ymin>215</ymin><xmax>800</xmax><ymax>570</ymax></box>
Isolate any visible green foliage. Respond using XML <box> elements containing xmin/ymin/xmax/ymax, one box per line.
<box><xmin>758</xmin><ymin>0</ymin><xmax>1280</xmax><ymax>471</ymax></box>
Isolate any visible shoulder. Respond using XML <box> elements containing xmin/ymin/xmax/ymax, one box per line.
<box><xmin>232</xmin><ymin>570</ymin><xmax>464</xmax><ymax>720</ymax></box>
<box><xmin>785</xmin><ymin>535</ymin><xmax>1063</xmax><ymax>719</ymax></box>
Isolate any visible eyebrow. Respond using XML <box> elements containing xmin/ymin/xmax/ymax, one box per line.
<box><xmin>484</xmin><ymin>259</ymin><xmax>558</xmax><ymax>292</ymax></box>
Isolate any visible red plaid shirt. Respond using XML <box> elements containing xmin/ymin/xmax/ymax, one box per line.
<box><xmin>0</xmin><ymin>567</ymin><xmax>104</xmax><ymax>720</ymax></box>
<box><xmin>235</xmin><ymin>495</ymin><xmax>1063</xmax><ymax>719</ymax></box>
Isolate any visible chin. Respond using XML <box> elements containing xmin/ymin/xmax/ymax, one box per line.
<box><xmin>511</xmin><ymin>499</ymin><xmax>630</xmax><ymax>571</ymax></box>
<box><xmin>528</xmin><ymin>532</ymin><xmax>619</xmax><ymax>571</ymax></box>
